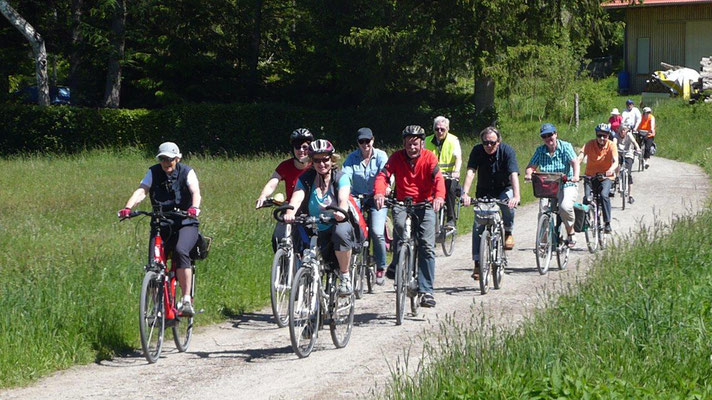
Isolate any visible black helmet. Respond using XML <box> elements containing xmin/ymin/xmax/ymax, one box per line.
<box><xmin>402</xmin><ymin>125</ymin><xmax>425</xmax><ymax>139</ymax></box>
<box><xmin>290</xmin><ymin>128</ymin><xmax>314</xmax><ymax>146</ymax></box>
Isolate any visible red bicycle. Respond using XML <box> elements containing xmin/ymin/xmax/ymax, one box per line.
<box><xmin>121</xmin><ymin>209</ymin><xmax>208</xmax><ymax>363</ymax></box>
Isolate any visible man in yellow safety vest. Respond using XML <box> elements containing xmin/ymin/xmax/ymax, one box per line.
<box><xmin>425</xmin><ymin>116</ymin><xmax>462</xmax><ymax>227</ymax></box>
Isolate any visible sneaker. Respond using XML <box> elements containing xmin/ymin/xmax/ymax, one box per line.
<box><xmin>385</xmin><ymin>263</ymin><xmax>396</xmax><ymax>280</ymax></box>
<box><xmin>628</xmin><ymin>196</ymin><xmax>635</xmax><ymax>204</ymax></box>
<box><xmin>504</xmin><ymin>234</ymin><xmax>514</xmax><ymax>250</ymax></box>
<box><xmin>339</xmin><ymin>274</ymin><xmax>353</xmax><ymax>296</ymax></box>
<box><xmin>375</xmin><ymin>269</ymin><xmax>385</xmax><ymax>286</ymax></box>
<box><xmin>566</xmin><ymin>234</ymin><xmax>576</xmax><ymax>249</ymax></box>
<box><xmin>471</xmin><ymin>261</ymin><xmax>480</xmax><ymax>281</ymax></box>
<box><xmin>420</xmin><ymin>293</ymin><xmax>436</xmax><ymax>308</ymax></box>
<box><xmin>604</xmin><ymin>224</ymin><xmax>612</xmax><ymax>234</ymax></box>
<box><xmin>179</xmin><ymin>299</ymin><xmax>195</xmax><ymax>317</ymax></box>
<box><xmin>644</xmin><ymin>162</ymin><xmax>650</xmax><ymax>169</ymax></box>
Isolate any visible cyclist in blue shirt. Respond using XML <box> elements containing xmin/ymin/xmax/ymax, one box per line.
<box><xmin>341</xmin><ymin>127</ymin><xmax>389</xmax><ymax>285</ymax></box>
<box><xmin>524</xmin><ymin>123</ymin><xmax>580</xmax><ymax>248</ymax></box>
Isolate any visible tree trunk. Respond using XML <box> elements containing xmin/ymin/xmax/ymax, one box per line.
<box><xmin>0</xmin><ymin>0</ymin><xmax>50</xmax><ymax>106</ymax></box>
<box><xmin>103</xmin><ymin>0</ymin><xmax>126</xmax><ymax>108</ymax></box>
<box><xmin>474</xmin><ymin>75</ymin><xmax>496</xmax><ymax>132</ymax></box>
<box><xmin>68</xmin><ymin>0</ymin><xmax>83</xmax><ymax>105</ymax></box>
<box><xmin>246</xmin><ymin>0</ymin><xmax>264</xmax><ymax>98</ymax></box>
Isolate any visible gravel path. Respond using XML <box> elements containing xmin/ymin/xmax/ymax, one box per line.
<box><xmin>3</xmin><ymin>157</ymin><xmax>709</xmax><ymax>400</ymax></box>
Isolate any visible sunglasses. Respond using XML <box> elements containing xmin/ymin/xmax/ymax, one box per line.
<box><xmin>358</xmin><ymin>139</ymin><xmax>372</xmax><ymax>144</ymax></box>
<box><xmin>482</xmin><ymin>140</ymin><xmax>497</xmax><ymax>146</ymax></box>
<box><xmin>158</xmin><ymin>156</ymin><xmax>176</xmax><ymax>162</ymax></box>
<box><xmin>540</xmin><ymin>132</ymin><xmax>555</xmax><ymax>139</ymax></box>
<box><xmin>312</xmin><ymin>157</ymin><xmax>331</xmax><ymax>164</ymax></box>
<box><xmin>596</xmin><ymin>133</ymin><xmax>609</xmax><ymax>138</ymax></box>
<box><xmin>435</xmin><ymin>127</ymin><xmax>447</xmax><ymax>132</ymax></box>
<box><xmin>294</xmin><ymin>143</ymin><xmax>310</xmax><ymax>151</ymax></box>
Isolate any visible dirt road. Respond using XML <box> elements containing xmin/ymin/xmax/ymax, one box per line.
<box><xmin>3</xmin><ymin>157</ymin><xmax>709</xmax><ymax>400</ymax></box>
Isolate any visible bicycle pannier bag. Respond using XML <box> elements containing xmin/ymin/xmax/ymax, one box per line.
<box><xmin>474</xmin><ymin>202</ymin><xmax>501</xmax><ymax>226</ymax></box>
<box><xmin>532</xmin><ymin>173</ymin><xmax>563</xmax><ymax>199</ymax></box>
<box><xmin>190</xmin><ymin>233</ymin><xmax>212</xmax><ymax>260</ymax></box>
<box><xmin>573</xmin><ymin>202</ymin><xmax>589</xmax><ymax>233</ymax></box>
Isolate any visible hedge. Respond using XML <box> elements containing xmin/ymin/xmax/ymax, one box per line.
<box><xmin>0</xmin><ymin>102</ymin><xmax>476</xmax><ymax>156</ymax></box>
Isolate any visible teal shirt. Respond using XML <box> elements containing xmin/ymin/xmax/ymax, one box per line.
<box><xmin>296</xmin><ymin>172</ymin><xmax>351</xmax><ymax>231</ymax></box>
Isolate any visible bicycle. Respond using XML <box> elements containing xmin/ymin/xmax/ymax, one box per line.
<box><xmin>634</xmin><ymin>130</ymin><xmax>648</xmax><ymax>172</ymax></box>
<box><xmin>529</xmin><ymin>173</ymin><xmax>570</xmax><ymax>274</ymax></box>
<box><xmin>582</xmin><ymin>174</ymin><xmax>609</xmax><ymax>253</ymax></box>
<box><xmin>472</xmin><ymin>198</ymin><xmax>509</xmax><ymax>295</ymax></box>
<box><xmin>385</xmin><ymin>197</ymin><xmax>430</xmax><ymax>325</ymax></box>
<box><xmin>259</xmin><ymin>196</ymin><xmax>298</xmax><ymax>328</ymax></box>
<box><xmin>434</xmin><ymin>173</ymin><xmax>461</xmax><ymax>256</ymax></box>
<box><xmin>121</xmin><ymin>209</ymin><xmax>208</xmax><ymax>364</ymax></box>
<box><xmin>617</xmin><ymin>159</ymin><xmax>632</xmax><ymax>210</ymax></box>
<box><xmin>275</xmin><ymin>205</ymin><xmax>355</xmax><ymax>358</ymax></box>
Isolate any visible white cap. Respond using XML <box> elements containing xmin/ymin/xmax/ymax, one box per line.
<box><xmin>156</xmin><ymin>142</ymin><xmax>182</xmax><ymax>159</ymax></box>
<box><xmin>642</xmin><ymin>107</ymin><xmax>652</xmax><ymax>113</ymax></box>
<box><xmin>610</xmin><ymin>108</ymin><xmax>620</xmax><ymax>115</ymax></box>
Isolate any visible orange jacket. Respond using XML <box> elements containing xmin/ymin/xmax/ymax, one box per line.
<box><xmin>639</xmin><ymin>114</ymin><xmax>655</xmax><ymax>138</ymax></box>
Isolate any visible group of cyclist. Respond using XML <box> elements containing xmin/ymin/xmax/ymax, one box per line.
<box><xmin>117</xmin><ymin>101</ymin><xmax>656</xmax><ymax>317</ymax></box>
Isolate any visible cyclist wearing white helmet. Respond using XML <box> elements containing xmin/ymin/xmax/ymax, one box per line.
<box><xmin>638</xmin><ymin>106</ymin><xmax>656</xmax><ymax>168</ymax></box>
<box><xmin>284</xmin><ymin>139</ymin><xmax>355</xmax><ymax>296</ymax></box>
<box><xmin>577</xmin><ymin>123</ymin><xmax>619</xmax><ymax>233</ymax></box>
<box><xmin>374</xmin><ymin>125</ymin><xmax>445</xmax><ymax>308</ymax></box>
<box><xmin>256</xmin><ymin>128</ymin><xmax>313</xmax><ymax>251</ymax></box>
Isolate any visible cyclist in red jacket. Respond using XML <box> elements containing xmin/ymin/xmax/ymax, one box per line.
<box><xmin>374</xmin><ymin>125</ymin><xmax>445</xmax><ymax>308</ymax></box>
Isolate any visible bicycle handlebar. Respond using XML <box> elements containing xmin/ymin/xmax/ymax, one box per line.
<box><xmin>120</xmin><ymin>209</ymin><xmax>190</xmax><ymax>221</ymax></box>
<box><xmin>273</xmin><ymin>204</ymin><xmax>349</xmax><ymax>225</ymax></box>
<box><xmin>257</xmin><ymin>197</ymin><xmax>285</xmax><ymax>209</ymax></box>
<box><xmin>383</xmin><ymin>196</ymin><xmax>431</xmax><ymax>210</ymax></box>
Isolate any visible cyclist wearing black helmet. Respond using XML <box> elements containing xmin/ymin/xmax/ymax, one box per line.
<box><xmin>374</xmin><ymin>125</ymin><xmax>445</xmax><ymax>308</ymax></box>
<box><xmin>284</xmin><ymin>139</ymin><xmax>355</xmax><ymax>296</ymax></box>
<box><xmin>256</xmin><ymin>128</ymin><xmax>313</xmax><ymax>251</ymax></box>
<box><xmin>578</xmin><ymin>123</ymin><xmax>619</xmax><ymax>233</ymax></box>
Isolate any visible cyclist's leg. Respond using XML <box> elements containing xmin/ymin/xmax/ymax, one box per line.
<box><xmin>595</xmin><ymin>179</ymin><xmax>613</xmax><ymax>226</ymax></box>
<box><xmin>583</xmin><ymin>180</ymin><xmax>592</xmax><ymax>205</ymax></box>
<box><xmin>415</xmin><ymin>206</ymin><xmax>437</xmax><ymax>297</ymax></box>
<box><xmin>272</xmin><ymin>221</ymin><xmax>287</xmax><ymax>253</ymax></box>
<box><xmin>626</xmin><ymin>157</ymin><xmax>634</xmax><ymax>197</ymax></box>
<box><xmin>173</xmin><ymin>224</ymin><xmax>199</xmax><ymax>310</ymax></box>
<box><xmin>497</xmin><ymin>188</ymin><xmax>514</xmax><ymax>234</ymax></box>
<box><xmin>332</xmin><ymin>221</ymin><xmax>355</xmax><ymax>294</ymax></box>
<box><xmin>558</xmin><ymin>185</ymin><xmax>578</xmax><ymax>237</ymax></box>
<box><xmin>367</xmin><ymin>203</ymin><xmax>388</xmax><ymax>271</ymax></box>
<box><xmin>644</xmin><ymin>137</ymin><xmax>654</xmax><ymax>164</ymax></box>
<box><xmin>472</xmin><ymin>219</ymin><xmax>486</xmax><ymax>261</ymax></box>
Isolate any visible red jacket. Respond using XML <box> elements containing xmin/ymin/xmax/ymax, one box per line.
<box><xmin>374</xmin><ymin>149</ymin><xmax>446</xmax><ymax>202</ymax></box>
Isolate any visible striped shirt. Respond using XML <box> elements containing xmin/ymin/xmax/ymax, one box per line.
<box><xmin>528</xmin><ymin>139</ymin><xmax>577</xmax><ymax>186</ymax></box>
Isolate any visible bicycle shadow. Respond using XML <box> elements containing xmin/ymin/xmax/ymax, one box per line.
<box><xmin>192</xmin><ymin>345</ymin><xmax>294</xmax><ymax>363</ymax></box>
<box><xmin>230</xmin><ymin>312</ymin><xmax>282</xmax><ymax>331</ymax></box>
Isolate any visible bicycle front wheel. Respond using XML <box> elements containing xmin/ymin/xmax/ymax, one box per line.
<box><xmin>395</xmin><ymin>244</ymin><xmax>410</xmax><ymax>325</ymax></box>
<box><xmin>478</xmin><ymin>230</ymin><xmax>491</xmax><ymax>295</ymax></box>
<box><xmin>556</xmin><ymin>229</ymin><xmax>570</xmax><ymax>270</ymax></box>
<box><xmin>288</xmin><ymin>266</ymin><xmax>319</xmax><ymax>358</ymax></box>
<box><xmin>585</xmin><ymin>205</ymin><xmax>599</xmax><ymax>253</ymax></box>
<box><xmin>441</xmin><ymin>222</ymin><xmax>456</xmax><ymax>256</ymax></box>
<box><xmin>329</xmin><ymin>272</ymin><xmax>355</xmax><ymax>348</ymax></box>
<box><xmin>408</xmin><ymin>249</ymin><xmax>419</xmax><ymax>315</ymax></box>
<box><xmin>492</xmin><ymin>226</ymin><xmax>504</xmax><ymax>290</ymax></box>
<box><xmin>535</xmin><ymin>213</ymin><xmax>553</xmax><ymax>275</ymax></box>
<box><xmin>270</xmin><ymin>248</ymin><xmax>292</xmax><ymax>328</ymax></box>
<box><xmin>139</xmin><ymin>271</ymin><xmax>165</xmax><ymax>364</ymax></box>
<box><xmin>598</xmin><ymin>207</ymin><xmax>608</xmax><ymax>250</ymax></box>
<box><xmin>172</xmin><ymin>267</ymin><xmax>194</xmax><ymax>352</ymax></box>
<box><xmin>351</xmin><ymin>249</ymin><xmax>365</xmax><ymax>299</ymax></box>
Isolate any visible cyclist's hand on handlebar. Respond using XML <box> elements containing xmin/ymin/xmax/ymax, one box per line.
<box><xmin>284</xmin><ymin>209</ymin><xmax>296</xmax><ymax>223</ymax></box>
<box><xmin>433</xmin><ymin>197</ymin><xmax>444</xmax><ymax>213</ymax></box>
<box><xmin>605</xmin><ymin>170</ymin><xmax>615</xmax><ymax>178</ymax></box>
<box><xmin>461</xmin><ymin>193</ymin><xmax>471</xmax><ymax>207</ymax></box>
<box><xmin>187</xmin><ymin>207</ymin><xmax>200</xmax><ymax>218</ymax></box>
<box><xmin>570</xmin><ymin>176</ymin><xmax>580</xmax><ymax>183</ymax></box>
<box><xmin>334</xmin><ymin>210</ymin><xmax>347</xmax><ymax>222</ymax></box>
<box><xmin>374</xmin><ymin>193</ymin><xmax>385</xmax><ymax>210</ymax></box>
<box><xmin>508</xmin><ymin>196</ymin><xmax>519</xmax><ymax>210</ymax></box>
<box><xmin>255</xmin><ymin>196</ymin><xmax>266</xmax><ymax>209</ymax></box>
<box><xmin>451</xmin><ymin>171</ymin><xmax>460</xmax><ymax>179</ymax></box>
<box><xmin>524</xmin><ymin>173</ymin><xmax>532</xmax><ymax>182</ymax></box>
<box><xmin>118</xmin><ymin>207</ymin><xmax>131</xmax><ymax>219</ymax></box>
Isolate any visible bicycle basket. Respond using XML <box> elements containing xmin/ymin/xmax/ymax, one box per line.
<box><xmin>532</xmin><ymin>173</ymin><xmax>564</xmax><ymax>199</ymax></box>
<box><xmin>474</xmin><ymin>202</ymin><xmax>501</xmax><ymax>226</ymax></box>
<box><xmin>573</xmin><ymin>202</ymin><xmax>589</xmax><ymax>233</ymax></box>
<box><xmin>190</xmin><ymin>233</ymin><xmax>212</xmax><ymax>260</ymax></box>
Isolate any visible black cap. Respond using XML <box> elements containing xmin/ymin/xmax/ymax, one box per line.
<box><xmin>357</xmin><ymin>127</ymin><xmax>373</xmax><ymax>141</ymax></box>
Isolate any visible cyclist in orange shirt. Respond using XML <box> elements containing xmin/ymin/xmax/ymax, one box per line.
<box><xmin>638</xmin><ymin>107</ymin><xmax>656</xmax><ymax>169</ymax></box>
<box><xmin>577</xmin><ymin>123</ymin><xmax>618</xmax><ymax>233</ymax></box>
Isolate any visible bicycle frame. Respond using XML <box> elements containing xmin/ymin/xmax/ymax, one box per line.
<box><xmin>146</xmin><ymin>216</ymin><xmax>182</xmax><ymax>322</ymax></box>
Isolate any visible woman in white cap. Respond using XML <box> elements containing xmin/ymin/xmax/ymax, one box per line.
<box><xmin>638</xmin><ymin>107</ymin><xmax>656</xmax><ymax>168</ymax></box>
<box><xmin>118</xmin><ymin>142</ymin><xmax>202</xmax><ymax>316</ymax></box>
<box><xmin>609</xmin><ymin>108</ymin><xmax>622</xmax><ymax>135</ymax></box>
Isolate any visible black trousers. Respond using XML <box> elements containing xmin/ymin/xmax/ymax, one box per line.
<box><xmin>163</xmin><ymin>224</ymin><xmax>199</xmax><ymax>269</ymax></box>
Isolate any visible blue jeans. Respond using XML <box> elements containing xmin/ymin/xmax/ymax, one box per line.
<box><xmin>584</xmin><ymin>178</ymin><xmax>613</xmax><ymax>225</ymax></box>
<box><xmin>355</xmin><ymin>198</ymin><xmax>388</xmax><ymax>270</ymax></box>
<box><xmin>392</xmin><ymin>203</ymin><xmax>436</xmax><ymax>294</ymax></box>
<box><xmin>472</xmin><ymin>189</ymin><xmax>514</xmax><ymax>261</ymax></box>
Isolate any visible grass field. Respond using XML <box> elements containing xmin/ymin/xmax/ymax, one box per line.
<box><xmin>1</xmin><ymin>78</ymin><xmax>709</xmax><ymax>388</ymax></box>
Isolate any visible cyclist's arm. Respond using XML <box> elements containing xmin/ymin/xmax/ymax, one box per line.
<box><xmin>284</xmin><ymin>188</ymin><xmax>305</xmax><ymax>222</ymax></box>
<box><xmin>124</xmin><ymin>184</ymin><xmax>149</xmax><ymax>209</ymax></box>
<box><xmin>336</xmin><ymin>184</ymin><xmax>351</xmax><ymax>222</ymax></box>
<box><xmin>460</xmin><ymin>168</ymin><xmax>476</xmax><ymax>206</ymax></box>
<box><xmin>524</xmin><ymin>165</ymin><xmax>537</xmax><ymax>181</ymax></box>
<box><xmin>607</xmin><ymin>149</ymin><xmax>619</xmax><ymax>177</ymax></box>
<box><xmin>256</xmin><ymin>172</ymin><xmax>282</xmax><ymax>208</ymax></box>
<box><xmin>570</xmin><ymin>158</ymin><xmax>580</xmax><ymax>182</ymax></box>
<box><xmin>509</xmin><ymin>172</ymin><xmax>520</xmax><ymax>209</ymax></box>
<box><xmin>452</xmin><ymin>141</ymin><xmax>462</xmax><ymax>179</ymax></box>
<box><xmin>650</xmin><ymin>116</ymin><xmax>656</xmax><ymax>137</ymax></box>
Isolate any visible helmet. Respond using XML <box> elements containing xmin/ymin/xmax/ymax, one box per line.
<box><xmin>642</xmin><ymin>106</ymin><xmax>652</xmax><ymax>113</ymax></box>
<box><xmin>290</xmin><ymin>128</ymin><xmax>314</xmax><ymax>146</ymax></box>
<box><xmin>402</xmin><ymin>125</ymin><xmax>425</xmax><ymax>139</ymax></box>
<box><xmin>595</xmin><ymin>123</ymin><xmax>611</xmax><ymax>134</ymax></box>
<box><xmin>308</xmin><ymin>139</ymin><xmax>334</xmax><ymax>157</ymax></box>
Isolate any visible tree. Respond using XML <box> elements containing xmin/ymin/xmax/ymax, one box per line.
<box><xmin>0</xmin><ymin>0</ymin><xmax>49</xmax><ymax>105</ymax></box>
<box><xmin>103</xmin><ymin>0</ymin><xmax>126</xmax><ymax>107</ymax></box>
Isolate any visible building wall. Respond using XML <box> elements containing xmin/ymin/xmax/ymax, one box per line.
<box><xmin>625</xmin><ymin>4</ymin><xmax>712</xmax><ymax>93</ymax></box>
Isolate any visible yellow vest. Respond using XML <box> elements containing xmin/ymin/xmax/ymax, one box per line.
<box><xmin>425</xmin><ymin>133</ymin><xmax>459</xmax><ymax>173</ymax></box>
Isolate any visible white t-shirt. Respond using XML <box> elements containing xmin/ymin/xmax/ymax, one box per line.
<box><xmin>140</xmin><ymin>169</ymin><xmax>198</xmax><ymax>188</ymax></box>
<box><xmin>621</xmin><ymin>107</ymin><xmax>641</xmax><ymax>131</ymax></box>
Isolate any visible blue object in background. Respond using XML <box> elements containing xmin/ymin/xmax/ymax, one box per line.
<box><xmin>14</xmin><ymin>86</ymin><xmax>71</xmax><ymax>105</ymax></box>
<box><xmin>617</xmin><ymin>71</ymin><xmax>630</xmax><ymax>95</ymax></box>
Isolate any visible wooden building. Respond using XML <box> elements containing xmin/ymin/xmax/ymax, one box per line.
<box><xmin>603</xmin><ymin>0</ymin><xmax>712</xmax><ymax>93</ymax></box>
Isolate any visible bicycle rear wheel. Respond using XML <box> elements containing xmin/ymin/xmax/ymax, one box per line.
<box><xmin>585</xmin><ymin>205</ymin><xmax>599</xmax><ymax>253</ymax></box>
<box><xmin>441</xmin><ymin>223</ymin><xmax>456</xmax><ymax>256</ymax></box>
<box><xmin>139</xmin><ymin>271</ymin><xmax>165</xmax><ymax>364</ymax></box>
<box><xmin>172</xmin><ymin>267</ymin><xmax>194</xmax><ymax>352</ymax></box>
<box><xmin>270</xmin><ymin>248</ymin><xmax>292</xmax><ymax>327</ymax></box>
<box><xmin>288</xmin><ymin>266</ymin><xmax>319</xmax><ymax>358</ymax></box>
<box><xmin>535</xmin><ymin>213</ymin><xmax>553</xmax><ymax>275</ymax></box>
<box><xmin>395</xmin><ymin>244</ymin><xmax>410</xmax><ymax>325</ymax></box>
<box><xmin>329</xmin><ymin>271</ymin><xmax>355</xmax><ymax>348</ymax></box>
<box><xmin>478</xmin><ymin>230</ymin><xmax>491</xmax><ymax>295</ymax></box>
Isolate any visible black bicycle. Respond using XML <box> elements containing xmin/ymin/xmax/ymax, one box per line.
<box><xmin>434</xmin><ymin>173</ymin><xmax>461</xmax><ymax>256</ymax></box>
<box><xmin>472</xmin><ymin>198</ymin><xmax>509</xmax><ymax>295</ymax></box>
<box><xmin>582</xmin><ymin>175</ymin><xmax>609</xmax><ymax>252</ymax></box>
